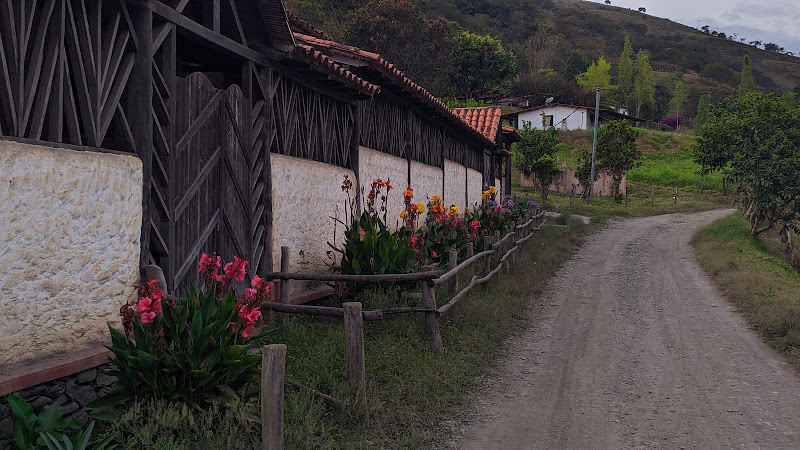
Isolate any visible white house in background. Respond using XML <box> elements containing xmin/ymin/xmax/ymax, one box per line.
<box><xmin>503</xmin><ymin>103</ymin><xmax>645</xmax><ymax>131</ymax></box>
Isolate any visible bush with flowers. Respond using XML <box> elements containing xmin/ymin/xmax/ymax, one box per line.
<box><xmin>329</xmin><ymin>176</ymin><xmax>416</xmax><ymax>277</ymax></box>
<box><xmin>90</xmin><ymin>254</ymin><xmax>273</xmax><ymax>418</ymax></box>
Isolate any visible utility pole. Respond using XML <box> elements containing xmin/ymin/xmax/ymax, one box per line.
<box><xmin>589</xmin><ymin>87</ymin><xmax>601</xmax><ymax>204</ymax></box>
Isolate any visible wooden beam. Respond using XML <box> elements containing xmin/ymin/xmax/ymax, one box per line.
<box><xmin>129</xmin><ymin>4</ymin><xmax>154</xmax><ymax>268</ymax></box>
<box><xmin>147</xmin><ymin>0</ymin><xmax>268</xmax><ymax>65</ymax></box>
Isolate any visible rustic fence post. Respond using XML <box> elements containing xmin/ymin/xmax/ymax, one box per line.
<box><xmin>509</xmin><ymin>221</ymin><xmax>517</xmax><ymax>265</ymax></box>
<box><xmin>280</xmin><ymin>246</ymin><xmax>290</xmax><ymax>303</ymax></box>
<box><xmin>493</xmin><ymin>230</ymin><xmax>501</xmax><ymax>279</ymax></box>
<box><xmin>448</xmin><ymin>250</ymin><xmax>458</xmax><ymax>299</ymax></box>
<box><xmin>420</xmin><ymin>265</ymin><xmax>443</xmax><ymax>352</ymax></box>
<box><xmin>465</xmin><ymin>242</ymin><xmax>474</xmax><ymax>282</ymax></box>
<box><xmin>674</xmin><ymin>186</ymin><xmax>678</xmax><ymax>204</ymax></box>
<box><xmin>343</xmin><ymin>302</ymin><xmax>367</xmax><ymax>407</ymax></box>
<box><xmin>262</xmin><ymin>344</ymin><xmax>287</xmax><ymax>450</ymax></box>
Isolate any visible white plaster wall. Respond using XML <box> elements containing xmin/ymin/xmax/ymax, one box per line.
<box><xmin>444</xmin><ymin>159</ymin><xmax>467</xmax><ymax>211</ymax></box>
<box><xmin>410</xmin><ymin>161</ymin><xmax>443</xmax><ymax>222</ymax></box>
<box><xmin>271</xmin><ymin>154</ymin><xmax>354</xmax><ymax>288</ymax></box>
<box><xmin>358</xmin><ymin>146</ymin><xmax>407</xmax><ymax>229</ymax></box>
<box><xmin>495</xmin><ymin>178</ymin><xmax>502</xmax><ymax>200</ymax></box>
<box><xmin>0</xmin><ymin>140</ymin><xmax>142</xmax><ymax>367</ymax></box>
<box><xmin>467</xmin><ymin>168</ymin><xmax>483</xmax><ymax>209</ymax></box>
<box><xmin>519</xmin><ymin>105</ymin><xmax>588</xmax><ymax>131</ymax></box>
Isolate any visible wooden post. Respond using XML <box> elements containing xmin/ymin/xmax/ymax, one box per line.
<box><xmin>509</xmin><ymin>221</ymin><xmax>516</xmax><ymax>264</ymax></box>
<box><xmin>448</xmin><ymin>250</ymin><xmax>458</xmax><ymax>299</ymax></box>
<box><xmin>483</xmin><ymin>237</ymin><xmax>492</xmax><ymax>278</ymax></box>
<box><xmin>420</xmin><ymin>265</ymin><xmax>443</xmax><ymax>352</ymax></box>
<box><xmin>625</xmin><ymin>187</ymin><xmax>628</xmax><ymax>207</ymax></box>
<box><xmin>650</xmin><ymin>183</ymin><xmax>654</xmax><ymax>205</ymax></box>
<box><xmin>261</xmin><ymin>344</ymin><xmax>287</xmax><ymax>450</ymax></box>
<box><xmin>280</xmin><ymin>246</ymin><xmax>290</xmax><ymax>303</ymax></box>
<box><xmin>673</xmin><ymin>186</ymin><xmax>678</xmax><ymax>204</ymax></box>
<box><xmin>493</xmin><ymin>230</ymin><xmax>501</xmax><ymax>279</ymax></box>
<box><xmin>343</xmin><ymin>302</ymin><xmax>367</xmax><ymax>406</ymax></box>
<box><xmin>570</xmin><ymin>184</ymin><xmax>576</xmax><ymax>207</ymax></box>
<box><xmin>465</xmin><ymin>242</ymin><xmax>474</xmax><ymax>282</ymax></box>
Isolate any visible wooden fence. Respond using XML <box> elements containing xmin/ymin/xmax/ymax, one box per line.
<box><xmin>257</xmin><ymin>209</ymin><xmax>546</xmax><ymax>448</ymax></box>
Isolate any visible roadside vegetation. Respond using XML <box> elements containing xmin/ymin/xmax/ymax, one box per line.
<box><xmin>691</xmin><ymin>214</ymin><xmax>800</xmax><ymax>370</ymax></box>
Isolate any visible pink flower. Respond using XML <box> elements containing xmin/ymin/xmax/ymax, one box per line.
<box><xmin>151</xmin><ymin>296</ymin><xmax>162</xmax><ymax>314</ymax></box>
<box><xmin>251</xmin><ymin>275</ymin><xmax>264</xmax><ymax>289</ymax></box>
<box><xmin>246</xmin><ymin>308</ymin><xmax>262</xmax><ymax>323</ymax></box>
<box><xmin>199</xmin><ymin>253</ymin><xmax>221</xmax><ymax>273</ymax></box>
<box><xmin>140</xmin><ymin>311</ymin><xmax>156</xmax><ymax>324</ymax></box>
<box><xmin>241</xmin><ymin>325</ymin><xmax>255</xmax><ymax>338</ymax></box>
<box><xmin>137</xmin><ymin>297</ymin><xmax>153</xmax><ymax>313</ymax></box>
<box><xmin>245</xmin><ymin>288</ymin><xmax>257</xmax><ymax>298</ymax></box>
<box><xmin>431</xmin><ymin>251</ymin><xmax>438</xmax><ymax>258</ymax></box>
<box><xmin>223</xmin><ymin>256</ymin><xmax>248</xmax><ymax>282</ymax></box>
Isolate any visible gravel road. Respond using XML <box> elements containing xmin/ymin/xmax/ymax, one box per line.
<box><xmin>449</xmin><ymin>209</ymin><xmax>800</xmax><ymax>449</ymax></box>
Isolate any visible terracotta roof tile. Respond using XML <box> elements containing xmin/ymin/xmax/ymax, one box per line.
<box><xmin>452</xmin><ymin>107</ymin><xmax>502</xmax><ymax>143</ymax></box>
<box><xmin>287</xmin><ymin>11</ymin><xmax>325</xmax><ymax>39</ymax></box>
<box><xmin>294</xmin><ymin>44</ymin><xmax>380</xmax><ymax>96</ymax></box>
<box><xmin>294</xmin><ymin>33</ymin><xmax>495</xmax><ymax>148</ymax></box>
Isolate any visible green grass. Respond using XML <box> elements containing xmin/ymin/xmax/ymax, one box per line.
<box><xmin>691</xmin><ymin>214</ymin><xmax>800</xmax><ymax>370</ymax></box>
<box><xmin>265</xmin><ymin>222</ymin><xmax>589</xmax><ymax>448</ymax></box>
<box><xmin>627</xmin><ymin>146</ymin><xmax>724</xmax><ymax>190</ymax></box>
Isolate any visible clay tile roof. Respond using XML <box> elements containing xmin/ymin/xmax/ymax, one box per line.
<box><xmin>287</xmin><ymin>11</ymin><xmax>325</xmax><ymax>39</ymax></box>
<box><xmin>294</xmin><ymin>33</ymin><xmax>495</xmax><ymax>148</ymax></box>
<box><xmin>502</xmin><ymin>125</ymin><xmax>522</xmax><ymax>143</ymax></box>
<box><xmin>294</xmin><ymin>44</ymin><xmax>380</xmax><ymax>96</ymax></box>
<box><xmin>452</xmin><ymin>107</ymin><xmax>502</xmax><ymax>143</ymax></box>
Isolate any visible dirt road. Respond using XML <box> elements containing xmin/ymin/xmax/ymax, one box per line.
<box><xmin>450</xmin><ymin>209</ymin><xmax>800</xmax><ymax>449</ymax></box>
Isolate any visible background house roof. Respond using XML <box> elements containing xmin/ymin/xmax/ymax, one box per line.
<box><xmin>501</xmin><ymin>103</ymin><xmax>648</xmax><ymax>123</ymax></box>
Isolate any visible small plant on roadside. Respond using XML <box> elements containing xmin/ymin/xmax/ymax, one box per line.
<box><xmin>90</xmin><ymin>255</ymin><xmax>272</xmax><ymax>419</ymax></box>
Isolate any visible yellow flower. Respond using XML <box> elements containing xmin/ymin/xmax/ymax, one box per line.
<box><xmin>481</xmin><ymin>191</ymin><xmax>490</xmax><ymax>200</ymax></box>
<box><xmin>488</xmin><ymin>186</ymin><xmax>497</xmax><ymax>195</ymax></box>
<box><xmin>448</xmin><ymin>205</ymin><xmax>459</xmax><ymax>216</ymax></box>
<box><xmin>417</xmin><ymin>203</ymin><xmax>425</xmax><ymax>213</ymax></box>
<box><xmin>399</xmin><ymin>210</ymin><xmax>409</xmax><ymax>219</ymax></box>
<box><xmin>431</xmin><ymin>194</ymin><xmax>443</xmax><ymax>205</ymax></box>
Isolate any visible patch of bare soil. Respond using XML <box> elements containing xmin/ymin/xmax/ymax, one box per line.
<box><xmin>449</xmin><ymin>209</ymin><xmax>800</xmax><ymax>449</ymax></box>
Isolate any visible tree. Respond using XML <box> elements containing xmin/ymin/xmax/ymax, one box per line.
<box><xmin>523</xmin><ymin>23</ymin><xmax>559</xmax><ymax>74</ymax></box>
<box><xmin>596</xmin><ymin>119</ymin><xmax>640</xmax><ymax>196</ymax></box>
<box><xmin>616</xmin><ymin>35</ymin><xmax>634</xmax><ymax>108</ymax></box>
<box><xmin>695</xmin><ymin>92</ymin><xmax>800</xmax><ymax>235</ymax></box>
<box><xmin>452</xmin><ymin>30</ymin><xmax>516</xmax><ymax>98</ymax></box>
<box><xmin>694</xmin><ymin>93</ymin><xmax>712</xmax><ymax>130</ymax></box>
<box><xmin>514</xmin><ymin>124</ymin><xmax>561</xmax><ymax>203</ymax></box>
<box><xmin>737</xmin><ymin>55</ymin><xmax>760</xmax><ymax>96</ymax></box>
<box><xmin>511</xmin><ymin>69</ymin><xmax>593</xmax><ymax>106</ymax></box>
<box><xmin>341</xmin><ymin>0</ymin><xmax>456</xmax><ymax>96</ymax></box>
<box><xmin>576</xmin><ymin>56</ymin><xmax>614</xmax><ymax>93</ymax></box>
<box><xmin>633</xmin><ymin>50</ymin><xmax>655</xmax><ymax>118</ymax></box>
<box><xmin>564</xmin><ymin>50</ymin><xmax>589</xmax><ymax>81</ymax></box>
<box><xmin>668</xmin><ymin>80</ymin><xmax>686</xmax><ymax>116</ymax></box>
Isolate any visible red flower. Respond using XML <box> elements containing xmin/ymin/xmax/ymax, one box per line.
<box><xmin>223</xmin><ymin>256</ymin><xmax>248</xmax><ymax>283</ymax></box>
<box><xmin>431</xmin><ymin>251</ymin><xmax>438</xmax><ymax>258</ymax></box>
<box><xmin>199</xmin><ymin>253</ymin><xmax>221</xmax><ymax>274</ymax></box>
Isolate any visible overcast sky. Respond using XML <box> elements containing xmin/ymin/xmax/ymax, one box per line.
<box><xmin>585</xmin><ymin>0</ymin><xmax>800</xmax><ymax>55</ymax></box>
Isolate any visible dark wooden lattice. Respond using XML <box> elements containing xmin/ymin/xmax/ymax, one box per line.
<box><xmin>0</xmin><ymin>0</ymin><xmax>137</xmax><ymax>151</ymax></box>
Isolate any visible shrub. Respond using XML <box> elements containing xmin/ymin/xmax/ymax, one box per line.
<box><xmin>90</xmin><ymin>255</ymin><xmax>272</xmax><ymax>419</ymax></box>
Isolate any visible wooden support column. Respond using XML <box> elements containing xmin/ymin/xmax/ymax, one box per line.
<box><xmin>343</xmin><ymin>302</ymin><xmax>366</xmax><ymax>406</ymax></box>
<box><xmin>261</xmin><ymin>344</ymin><xmax>287</xmax><ymax>450</ymax></box>
<box><xmin>351</xmin><ymin>102</ymin><xmax>362</xmax><ymax>214</ymax></box>
<box><xmin>130</xmin><ymin>4</ymin><xmax>154</xmax><ymax>268</ymax></box>
<box><xmin>420</xmin><ymin>265</ymin><xmax>443</xmax><ymax>352</ymax></box>
<box><xmin>280</xmin><ymin>246</ymin><xmax>290</xmax><ymax>303</ymax></box>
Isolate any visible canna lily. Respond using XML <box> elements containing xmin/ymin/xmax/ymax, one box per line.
<box><xmin>223</xmin><ymin>256</ymin><xmax>248</xmax><ymax>283</ymax></box>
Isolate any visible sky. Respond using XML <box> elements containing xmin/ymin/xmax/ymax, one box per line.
<box><xmin>585</xmin><ymin>0</ymin><xmax>800</xmax><ymax>55</ymax></box>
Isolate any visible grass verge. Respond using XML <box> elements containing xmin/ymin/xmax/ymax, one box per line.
<box><xmin>268</xmin><ymin>221</ymin><xmax>589</xmax><ymax>448</ymax></box>
<box><xmin>691</xmin><ymin>214</ymin><xmax>800</xmax><ymax>370</ymax></box>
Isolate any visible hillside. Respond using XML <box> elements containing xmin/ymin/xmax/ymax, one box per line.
<box><xmin>427</xmin><ymin>0</ymin><xmax>800</xmax><ymax>94</ymax></box>
<box><xmin>284</xmin><ymin>0</ymin><xmax>800</xmax><ymax>117</ymax></box>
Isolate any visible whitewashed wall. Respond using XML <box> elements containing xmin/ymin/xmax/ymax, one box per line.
<box><xmin>410</xmin><ymin>160</ymin><xmax>443</xmax><ymax>222</ymax></box>
<box><xmin>467</xmin><ymin>168</ymin><xmax>483</xmax><ymax>208</ymax></box>
<box><xmin>271</xmin><ymin>154</ymin><xmax>354</xmax><ymax>288</ymax></box>
<box><xmin>358</xmin><ymin>146</ymin><xmax>408</xmax><ymax>229</ymax></box>
<box><xmin>495</xmin><ymin>178</ymin><xmax>502</xmax><ymax>199</ymax></box>
<box><xmin>0</xmin><ymin>141</ymin><xmax>142</xmax><ymax>367</ymax></box>
<box><xmin>444</xmin><ymin>159</ymin><xmax>467</xmax><ymax>210</ymax></box>
<box><xmin>518</xmin><ymin>105</ymin><xmax>588</xmax><ymax>131</ymax></box>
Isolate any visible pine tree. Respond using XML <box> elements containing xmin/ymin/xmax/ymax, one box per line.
<box><xmin>616</xmin><ymin>35</ymin><xmax>634</xmax><ymax>107</ymax></box>
<box><xmin>633</xmin><ymin>50</ymin><xmax>655</xmax><ymax>117</ymax></box>
<box><xmin>694</xmin><ymin>94</ymin><xmax>712</xmax><ymax>130</ymax></box>
<box><xmin>737</xmin><ymin>55</ymin><xmax>760</xmax><ymax>96</ymax></box>
<box><xmin>576</xmin><ymin>56</ymin><xmax>614</xmax><ymax>92</ymax></box>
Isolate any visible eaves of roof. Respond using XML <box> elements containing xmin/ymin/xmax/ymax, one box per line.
<box><xmin>452</xmin><ymin>107</ymin><xmax>502</xmax><ymax>143</ymax></box>
<box><xmin>294</xmin><ymin>33</ymin><xmax>495</xmax><ymax>148</ymax></box>
<box><xmin>294</xmin><ymin>44</ymin><xmax>381</xmax><ymax>96</ymax></box>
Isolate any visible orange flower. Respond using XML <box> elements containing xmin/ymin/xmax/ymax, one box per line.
<box><xmin>403</xmin><ymin>186</ymin><xmax>414</xmax><ymax>199</ymax></box>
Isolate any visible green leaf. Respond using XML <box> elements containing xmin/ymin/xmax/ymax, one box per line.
<box><xmin>37</xmin><ymin>402</ymin><xmax>64</xmax><ymax>432</ymax></box>
<box><xmin>7</xmin><ymin>393</ymin><xmax>37</xmax><ymax>430</ymax></box>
